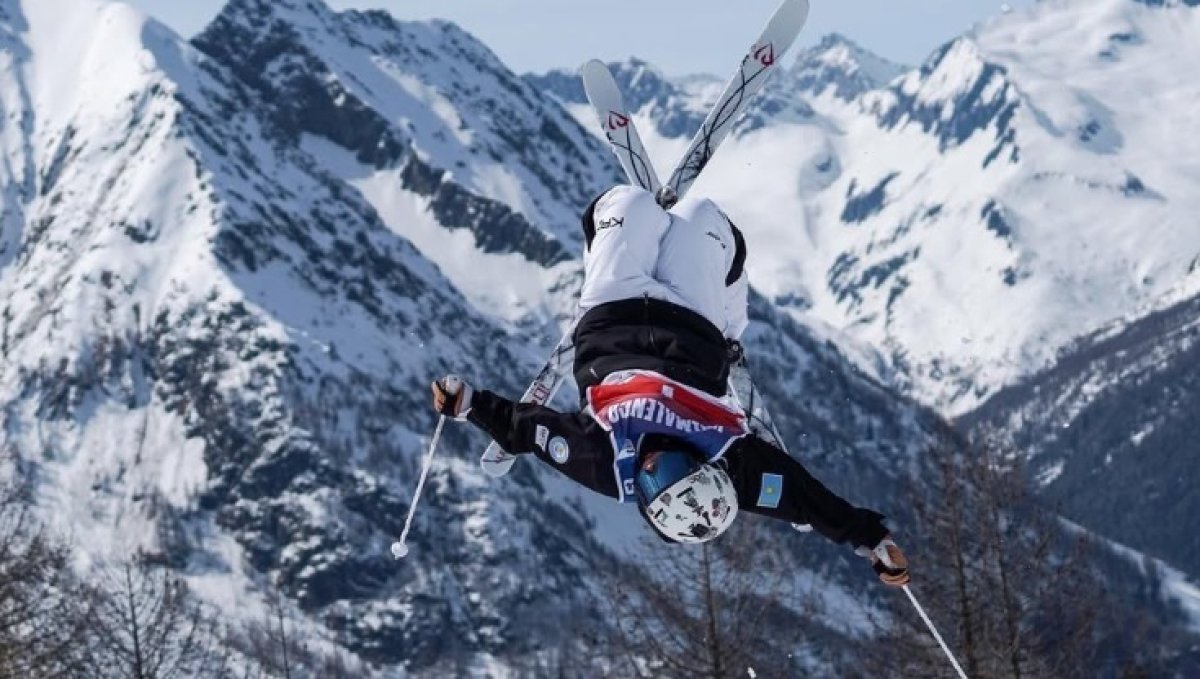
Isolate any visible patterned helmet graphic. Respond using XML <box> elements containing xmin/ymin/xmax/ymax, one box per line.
<box><xmin>637</xmin><ymin>452</ymin><xmax>739</xmax><ymax>544</ymax></box>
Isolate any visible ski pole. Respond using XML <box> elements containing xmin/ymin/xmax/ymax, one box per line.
<box><xmin>903</xmin><ymin>585</ymin><xmax>968</xmax><ymax>679</ymax></box>
<box><xmin>392</xmin><ymin>378</ymin><xmax>460</xmax><ymax>558</ymax></box>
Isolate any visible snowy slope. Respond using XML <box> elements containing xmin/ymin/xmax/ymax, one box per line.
<box><xmin>743</xmin><ymin>0</ymin><xmax>1200</xmax><ymax>413</ymax></box>
<box><xmin>825</xmin><ymin>0</ymin><xmax>1200</xmax><ymax>412</ymax></box>
<box><xmin>964</xmin><ymin>289</ymin><xmax>1200</xmax><ymax>579</ymax></box>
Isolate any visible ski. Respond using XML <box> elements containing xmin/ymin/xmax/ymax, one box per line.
<box><xmin>659</xmin><ymin>0</ymin><xmax>810</xmax><ymax>207</ymax></box>
<box><xmin>480</xmin><ymin>62</ymin><xmax>662</xmax><ymax>478</ymax></box>
<box><xmin>482</xmin><ymin>0</ymin><xmax>810</xmax><ymax>477</ymax></box>
<box><xmin>581</xmin><ymin>59</ymin><xmax>662</xmax><ymax>194</ymax></box>
<box><xmin>726</xmin><ymin>356</ymin><xmax>788</xmax><ymax>452</ymax></box>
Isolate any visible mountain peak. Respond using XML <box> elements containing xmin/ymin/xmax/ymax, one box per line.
<box><xmin>875</xmin><ymin>36</ymin><xmax>1019</xmax><ymax>155</ymax></box>
<box><xmin>205</xmin><ymin>0</ymin><xmax>338</xmax><ymax>43</ymax></box>
<box><xmin>214</xmin><ymin>0</ymin><xmax>333</xmax><ymax>24</ymax></box>
<box><xmin>196</xmin><ymin>0</ymin><xmax>613</xmax><ymax>241</ymax></box>
<box><xmin>790</xmin><ymin>32</ymin><xmax>906</xmax><ymax>100</ymax></box>
<box><xmin>205</xmin><ymin>0</ymin><xmax>506</xmax><ymax>79</ymax></box>
<box><xmin>812</xmin><ymin>32</ymin><xmax>873</xmax><ymax>53</ymax></box>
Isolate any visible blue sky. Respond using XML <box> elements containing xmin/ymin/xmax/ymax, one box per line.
<box><xmin>126</xmin><ymin>0</ymin><xmax>1031</xmax><ymax>76</ymax></box>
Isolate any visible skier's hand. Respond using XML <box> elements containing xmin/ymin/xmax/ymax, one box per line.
<box><xmin>431</xmin><ymin>375</ymin><xmax>473</xmax><ymax>420</ymax></box>
<box><xmin>864</xmin><ymin>536</ymin><xmax>910</xmax><ymax>587</ymax></box>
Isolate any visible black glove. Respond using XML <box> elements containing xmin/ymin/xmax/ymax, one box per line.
<box><xmin>430</xmin><ymin>375</ymin><xmax>473</xmax><ymax>420</ymax></box>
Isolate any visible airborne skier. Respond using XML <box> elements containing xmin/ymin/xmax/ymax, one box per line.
<box><xmin>432</xmin><ymin>185</ymin><xmax>910</xmax><ymax>587</ymax></box>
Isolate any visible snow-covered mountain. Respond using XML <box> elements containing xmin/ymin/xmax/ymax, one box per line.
<box><xmin>823</xmin><ymin>0</ymin><xmax>1200</xmax><ymax>412</ymax></box>
<box><xmin>958</xmin><ymin>287</ymin><xmax>1200</xmax><ymax>664</ymax></box>
<box><xmin>790</xmin><ymin>33</ymin><xmax>906</xmax><ymax>102</ymax></box>
<box><xmin>0</xmin><ymin>0</ymin><xmax>602</xmax><ymax>666</ymax></box>
<box><xmin>965</xmin><ymin>290</ymin><xmax>1200</xmax><ymax>579</ymax></box>
<box><xmin>193</xmin><ymin>0</ymin><xmax>629</xmax><ymax>328</ymax></box>
<box><xmin>4</xmin><ymin>0</ymin><xmax>1199</xmax><ymax>670</ymax></box>
<box><xmin>0</xmin><ymin>0</ymin><xmax>954</xmax><ymax>672</ymax></box>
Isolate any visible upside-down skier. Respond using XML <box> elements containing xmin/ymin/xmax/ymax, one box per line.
<box><xmin>431</xmin><ymin>185</ymin><xmax>910</xmax><ymax>587</ymax></box>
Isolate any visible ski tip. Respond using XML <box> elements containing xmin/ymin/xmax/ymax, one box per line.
<box><xmin>579</xmin><ymin>59</ymin><xmax>608</xmax><ymax>76</ymax></box>
<box><xmin>782</xmin><ymin>0</ymin><xmax>811</xmax><ymax>22</ymax></box>
<box><xmin>752</xmin><ymin>0</ymin><xmax>811</xmax><ymax>68</ymax></box>
<box><xmin>772</xmin><ymin>0</ymin><xmax>811</xmax><ymax>35</ymax></box>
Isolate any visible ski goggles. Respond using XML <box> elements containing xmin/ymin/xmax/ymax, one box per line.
<box><xmin>634</xmin><ymin>449</ymin><xmax>700</xmax><ymax>506</ymax></box>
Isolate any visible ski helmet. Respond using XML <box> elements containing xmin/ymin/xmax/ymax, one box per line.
<box><xmin>634</xmin><ymin>447</ymin><xmax>738</xmax><ymax>544</ymax></box>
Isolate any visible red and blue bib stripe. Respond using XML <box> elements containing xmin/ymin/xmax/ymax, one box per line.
<box><xmin>586</xmin><ymin>370</ymin><xmax>749</xmax><ymax>503</ymax></box>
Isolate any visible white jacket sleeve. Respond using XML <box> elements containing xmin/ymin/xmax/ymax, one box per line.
<box><xmin>723</xmin><ymin>271</ymin><xmax>749</xmax><ymax>340</ymax></box>
<box><xmin>722</xmin><ymin>222</ymin><xmax>750</xmax><ymax>340</ymax></box>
